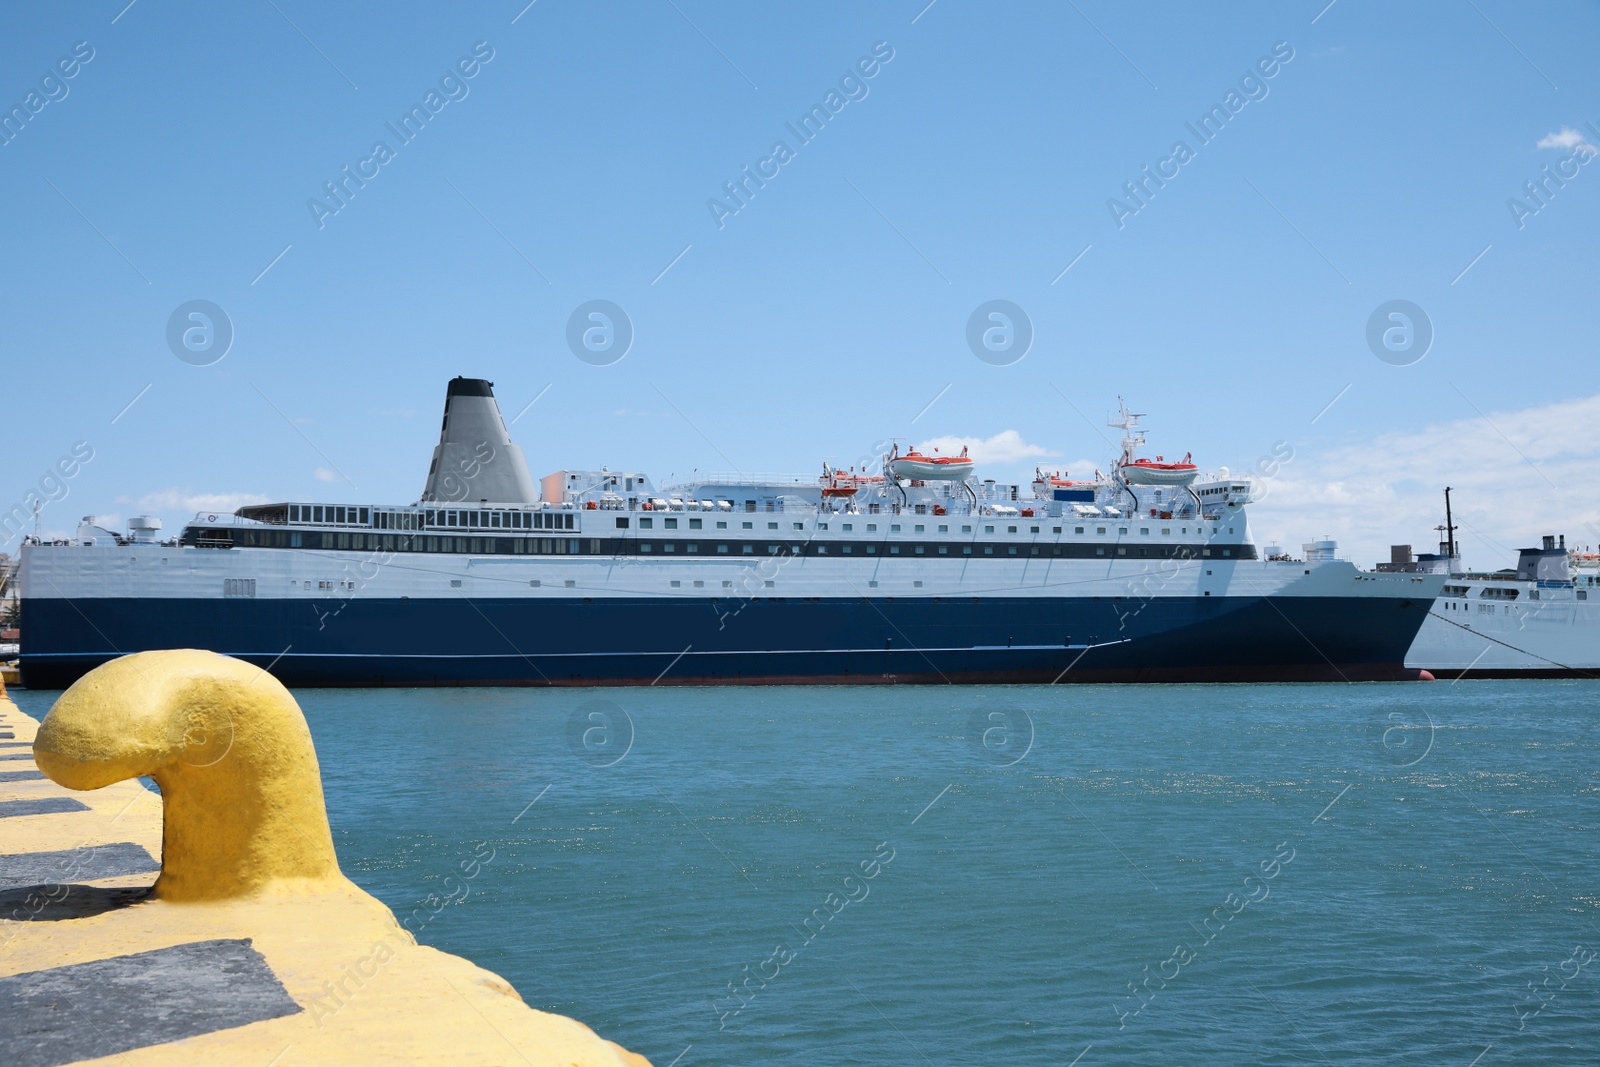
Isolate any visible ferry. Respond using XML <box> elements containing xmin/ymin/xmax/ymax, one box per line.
<box><xmin>16</xmin><ymin>381</ymin><xmax>1443</xmax><ymax>688</ymax></box>
<box><xmin>1392</xmin><ymin>491</ymin><xmax>1600</xmax><ymax>677</ymax></box>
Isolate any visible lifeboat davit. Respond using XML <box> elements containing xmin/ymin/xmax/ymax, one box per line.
<box><xmin>1119</xmin><ymin>453</ymin><xmax>1198</xmax><ymax>486</ymax></box>
<box><xmin>819</xmin><ymin>464</ymin><xmax>882</xmax><ymax>496</ymax></box>
<box><xmin>889</xmin><ymin>446</ymin><xmax>974</xmax><ymax>482</ymax></box>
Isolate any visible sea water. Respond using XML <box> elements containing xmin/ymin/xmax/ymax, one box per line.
<box><xmin>17</xmin><ymin>681</ymin><xmax>1600</xmax><ymax>1064</ymax></box>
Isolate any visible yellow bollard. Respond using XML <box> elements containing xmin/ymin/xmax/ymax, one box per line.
<box><xmin>35</xmin><ymin>650</ymin><xmax>340</xmax><ymax>901</ymax></box>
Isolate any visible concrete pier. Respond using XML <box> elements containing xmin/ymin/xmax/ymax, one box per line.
<box><xmin>0</xmin><ymin>654</ymin><xmax>649</xmax><ymax>1066</ymax></box>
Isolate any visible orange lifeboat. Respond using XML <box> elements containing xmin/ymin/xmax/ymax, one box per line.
<box><xmin>1118</xmin><ymin>452</ymin><xmax>1198</xmax><ymax>487</ymax></box>
<box><xmin>888</xmin><ymin>446</ymin><xmax>974</xmax><ymax>481</ymax></box>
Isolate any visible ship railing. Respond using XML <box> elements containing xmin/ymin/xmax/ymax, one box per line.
<box><xmin>692</xmin><ymin>472</ymin><xmax>818</xmax><ymax>487</ymax></box>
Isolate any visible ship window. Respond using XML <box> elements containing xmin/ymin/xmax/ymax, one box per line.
<box><xmin>639</xmin><ymin>518</ymin><xmax>653</xmax><ymax>529</ymax></box>
<box><xmin>768</xmin><ymin>545</ymin><xmax>779</xmax><ymax>554</ymax></box>
<box><xmin>962</xmin><ymin>547</ymin><xmax>972</xmax><ymax>555</ymax></box>
<box><xmin>1096</xmin><ymin>548</ymin><xmax>1105</xmax><ymax>556</ymax></box>
<box><xmin>818</xmin><ymin>522</ymin><xmax>829</xmax><ymax>530</ymax></box>
<box><xmin>867</xmin><ymin>524</ymin><xmax>877</xmax><ymax>532</ymax></box>
<box><xmin>843</xmin><ymin>524</ymin><xmax>853</xmax><ymax>531</ymax></box>
<box><xmin>1097</xmin><ymin>527</ymin><xmax>1106</xmax><ymax>535</ymax></box>
<box><xmin>1076</xmin><ymin>527</ymin><xmax>1084</xmax><ymax>534</ymax></box>
<box><xmin>742</xmin><ymin>545</ymin><xmax>754</xmax><ymax>554</ymax></box>
<box><xmin>313</xmin><ymin>506</ymin><xmax>324</xmax><ymax>522</ymax></box>
<box><xmin>890</xmin><ymin>546</ymin><xmax>900</xmax><ymax>555</ymax></box>
<box><xmin>984</xmin><ymin>546</ymin><xmax>994</xmax><ymax>555</ymax></box>
<box><xmin>1222</xmin><ymin>549</ymin><xmax>1232</xmax><ymax>557</ymax></box>
<box><xmin>1030</xmin><ymin>526</ymin><xmax>1040</xmax><ymax>533</ymax></box>
<box><xmin>985</xmin><ymin>526</ymin><xmax>995</xmax><ymax>534</ymax></box>
<box><xmin>1580</xmin><ymin>590</ymin><xmax>1588</xmax><ymax>600</ymax></box>
<box><xmin>794</xmin><ymin>522</ymin><xmax>804</xmax><ymax>531</ymax></box>
<box><xmin>938</xmin><ymin>546</ymin><xmax>948</xmax><ymax>554</ymax></box>
<box><xmin>1008</xmin><ymin>547</ymin><xmax>1018</xmax><ymax>555</ymax></box>
<box><xmin>842</xmin><ymin>546</ymin><xmax>853</xmax><ymax>554</ymax></box>
<box><xmin>336</xmin><ymin>533</ymin><xmax>350</xmax><ymax>549</ymax></box>
<box><xmin>1530</xmin><ymin>589</ymin><xmax>1540</xmax><ymax>600</ymax></box>
<box><xmin>722</xmin><ymin>580</ymin><xmax>733</xmax><ymax>588</ymax></box>
<box><xmin>915</xmin><ymin>546</ymin><xmax>925</xmax><ymax>555</ymax></box>
<box><xmin>938</xmin><ymin>525</ymin><xmax>948</xmax><ymax>533</ymax></box>
<box><xmin>764</xmin><ymin>580</ymin><xmax>775</xmax><ymax>588</ymax></box>
<box><xmin>891</xmin><ymin>524</ymin><xmax>901</xmax><ymax>533</ymax></box>
<box><xmin>1140</xmin><ymin>528</ymin><xmax>1149</xmax><ymax>535</ymax></box>
<box><xmin>717</xmin><ymin>521</ymin><xmax>727</xmax><ymax>529</ymax></box>
<box><xmin>616</xmin><ymin>517</ymin><xmax>629</xmax><ymax>529</ymax></box>
<box><xmin>1119</xmin><ymin>527</ymin><xmax>1128</xmax><ymax>535</ymax></box>
<box><xmin>1008</xmin><ymin>526</ymin><xmax>1018</xmax><ymax>534</ymax></box>
<box><xmin>664</xmin><ymin>543</ymin><xmax>675</xmax><ymax>552</ymax></box>
<box><xmin>1162</xmin><ymin>528</ymin><xmax>1170</xmax><ymax>535</ymax></box>
<box><xmin>743</xmin><ymin>521</ymin><xmax>753</xmax><ymax>530</ymax></box>
<box><xmin>565</xmin><ymin>578</ymin><xmax>575</xmax><ymax>587</ymax></box>
<box><xmin>867</xmin><ymin>546</ymin><xmax>878</xmax><ymax>554</ymax></box>
<box><xmin>868</xmin><ymin>580</ymin><xmax>878</xmax><ymax>588</ymax></box>
<box><xmin>690</xmin><ymin>518</ymin><xmax>702</xmax><ymax>529</ymax></box>
<box><xmin>766</xmin><ymin>522</ymin><xmax>777</xmax><ymax>530</ymax></box>
<box><xmin>640</xmin><ymin>543</ymin><xmax>652</xmax><ymax>552</ymax></box>
<box><xmin>665</xmin><ymin>518</ymin><xmax>677</xmax><ymax>529</ymax></box>
<box><xmin>671</xmin><ymin>580</ymin><xmax>680</xmax><ymax>587</ymax></box>
<box><xmin>816</xmin><ymin>545</ymin><xmax>827</xmax><ymax>554</ymax></box>
<box><xmin>745</xmin><ymin>500</ymin><xmax>756</xmax><ymax>511</ymax></box>
<box><xmin>717</xmin><ymin>544</ymin><xmax>729</xmax><ymax>553</ymax></box>
<box><xmin>1203</xmin><ymin>548</ymin><xmax>1211</xmax><ymax>557</ymax></box>
<box><xmin>694</xmin><ymin>580</ymin><xmax>704</xmax><ymax>588</ymax></box>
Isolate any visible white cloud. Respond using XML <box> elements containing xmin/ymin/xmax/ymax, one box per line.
<box><xmin>1536</xmin><ymin>126</ymin><xmax>1596</xmax><ymax>156</ymax></box>
<box><xmin>1248</xmin><ymin>394</ymin><xmax>1600</xmax><ymax>569</ymax></box>
<box><xmin>124</xmin><ymin>489</ymin><xmax>272</xmax><ymax>515</ymax></box>
<box><xmin>313</xmin><ymin>468</ymin><xmax>339</xmax><ymax>482</ymax></box>
<box><xmin>914</xmin><ymin>430</ymin><xmax>1059</xmax><ymax>466</ymax></box>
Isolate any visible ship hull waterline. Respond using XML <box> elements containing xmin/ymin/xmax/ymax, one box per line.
<box><xmin>19</xmin><ymin>593</ymin><xmax>1435</xmax><ymax>688</ymax></box>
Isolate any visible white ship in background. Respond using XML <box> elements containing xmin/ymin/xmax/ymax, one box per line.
<box><xmin>1389</xmin><ymin>489</ymin><xmax>1600</xmax><ymax>677</ymax></box>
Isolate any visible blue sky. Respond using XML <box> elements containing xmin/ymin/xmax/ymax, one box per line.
<box><xmin>3</xmin><ymin>0</ymin><xmax>1597</xmax><ymax>566</ymax></box>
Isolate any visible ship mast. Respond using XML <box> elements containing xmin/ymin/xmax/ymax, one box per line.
<box><xmin>1433</xmin><ymin>486</ymin><xmax>1458</xmax><ymax>562</ymax></box>
<box><xmin>1107</xmin><ymin>396</ymin><xmax>1147</xmax><ymax>466</ymax></box>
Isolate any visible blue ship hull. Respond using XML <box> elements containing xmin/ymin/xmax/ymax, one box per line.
<box><xmin>18</xmin><ymin>592</ymin><xmax>1434</xmax><ymax>688</ymax></box>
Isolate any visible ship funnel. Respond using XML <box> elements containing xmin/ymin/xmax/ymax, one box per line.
<box><xmin>420</xmin><ymin>377</ymin><xmax>539</xmax><ymax>505</ymax></box>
